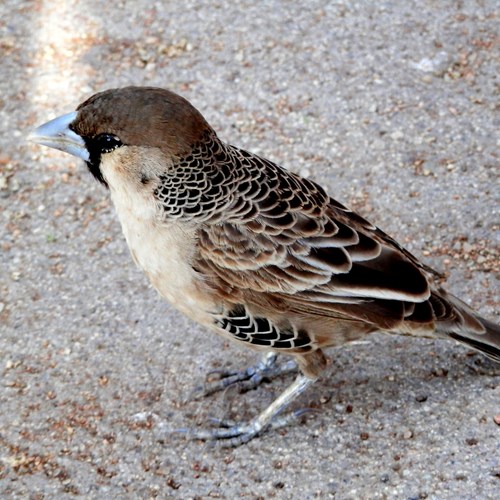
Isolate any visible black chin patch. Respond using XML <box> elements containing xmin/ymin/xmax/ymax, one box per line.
<box><xmin>83</xmin><ymin>136</ymin><xmax>109</xmax><ymax>187</ymax></box>
<box><xmin>82</xmin><ymin>134</ymin><xmax>123</xmax><ymax>187</ymax></box>
<box><xmin>85</xmin><ymin>159</ymin><xmax>108</xmax><ymax>187</ymax></box>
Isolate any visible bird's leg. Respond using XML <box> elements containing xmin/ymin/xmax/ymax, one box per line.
<box><xmin>190</xmin><ymin>352</ymin><xmax>298</xmax><ymax>400</ymax></box>
<box><xmin>183</xmin><ymin>374</ymin><xmax>316</xmax><ymax>446</ymax></box>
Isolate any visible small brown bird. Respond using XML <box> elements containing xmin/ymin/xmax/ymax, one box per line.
<box><xmin>30</xmin><ymin>87</ymin><xmax>499</xmax><ymax>446</ymax></box>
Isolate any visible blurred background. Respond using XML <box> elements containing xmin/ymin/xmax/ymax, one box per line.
<box><xmin>1</xmin><ymin>1</ymin><xmax>498</xmax><ymax>497</ymax></box>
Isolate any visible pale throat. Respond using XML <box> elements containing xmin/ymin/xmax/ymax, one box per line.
<box><xmin>100</xmin><ymin>150</ymin><xmax>217</xmax><ymax>322</ymax></box>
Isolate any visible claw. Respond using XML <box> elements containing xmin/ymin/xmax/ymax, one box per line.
<box><xmin>188</xmin><ymin>353</ymin><xmax>298</xmax><ymax>401</ymax></box>
<box><xmin>172</xmin><ymin>374</ymin><xmax>317</xmax><ymax>446</ymax></box>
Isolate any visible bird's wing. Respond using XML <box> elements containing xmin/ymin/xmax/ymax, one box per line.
<box><xmin>194</xmin><ymin>146</ymin><xmax>440</xmax><ymax>331</ymax></box>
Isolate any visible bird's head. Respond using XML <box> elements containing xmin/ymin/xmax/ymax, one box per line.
<box><xmin>29</xmin><ymin>86</ymin><xmax>212</xmax><ymax>187</ymax></box>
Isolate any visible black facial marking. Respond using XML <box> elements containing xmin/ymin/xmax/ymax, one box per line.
<box><xmin>82</xmin><ymin>133</ymin><xmax>123</xmax><ymax>187</ymax></box>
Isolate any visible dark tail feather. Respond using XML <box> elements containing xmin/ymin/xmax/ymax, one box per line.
<box><xmin>447</xmin><ymin>318</ymin><xmax>500</xmax><ymax>363</ymax></box>
<box><xmin>436</xmin><ymin>290</ymin><xmax>500</xmax><ymax>363</ymax></box>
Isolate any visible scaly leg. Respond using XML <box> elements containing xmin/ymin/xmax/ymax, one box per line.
<box><xmin>182</xmin><ymin>374</ymin><xmax>316</xmax><ymax>447</ymax></box>
<box><xmin>189</xmin><ymin>352</ymin><xmax>298</xmax><ymax>400</ymax></box>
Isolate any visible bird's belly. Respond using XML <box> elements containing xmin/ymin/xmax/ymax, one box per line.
<box><xmin>105</xmin><ymin>171</ymin><xmax>218</xmax><ymax>324</ymax></box>
<box><xmin>118</xmin><ymin>214</ymin><xmax>217</xmax><ymax>324</ymax></box>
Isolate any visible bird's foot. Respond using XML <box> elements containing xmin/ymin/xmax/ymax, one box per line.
<box><xmin>178</xmin><ymin>408</ymin><xmax>313</xmax><ymax>447</ymax></box>
<box><xmin>174</xmin><ymin>374</ymin><xmax>316</xmax><ymax>446</ymax></box>
<box><xmin>189</xmin><ymin>352</ymin><xmax>297</xmax><ymax>400</ymax></box>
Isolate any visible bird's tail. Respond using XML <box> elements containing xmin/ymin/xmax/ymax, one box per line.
<box><xmin>433</xmin><ymin>289</ymin><xmax>500</xmax><ymax>363</ymax></box>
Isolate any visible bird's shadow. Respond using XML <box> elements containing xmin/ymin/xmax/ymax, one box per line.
<box><xmin>182</xmin><ymin>336</ymin><xmax>497</xmax><ymax>441</ymax></box>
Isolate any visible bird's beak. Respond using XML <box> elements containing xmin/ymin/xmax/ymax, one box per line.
<box><xmin>28</xmin><ymin>111</ymin><xmax>90</xmax><ymax>162</ymax></box>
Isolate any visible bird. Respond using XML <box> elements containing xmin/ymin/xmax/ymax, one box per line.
<box><xmin>29</xmin><ymin>86</ymin><xmax>499</xmax><ymax>446</ymax></box>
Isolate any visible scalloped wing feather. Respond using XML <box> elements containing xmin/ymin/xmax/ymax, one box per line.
<box><xmin>194</xmin><ymin>144</ymin><xmax>437</xmax><ymax>332</ymax></box>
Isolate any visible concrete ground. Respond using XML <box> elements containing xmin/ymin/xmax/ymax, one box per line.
<box><xmin>0</xmin><ymin>0</ymin><xmax>498</xmax><ymax>498</ymax></box>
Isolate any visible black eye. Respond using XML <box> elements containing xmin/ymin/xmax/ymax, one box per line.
<box><xmin>95</xmin><ymin>133</ymin><xmax>122</xmax><ymax>154</ymax></box>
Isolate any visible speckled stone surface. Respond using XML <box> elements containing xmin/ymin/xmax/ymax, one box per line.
<box><xmin>0</xmin><ymin>1</ymin><xmax>498</xmax><ymax>498</ymax></box>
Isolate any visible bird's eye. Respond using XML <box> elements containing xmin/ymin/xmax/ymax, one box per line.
<box><xmin>95</xmin><ymin>133</ymin><xmax>122</xmax><ymax>154</ymax></box>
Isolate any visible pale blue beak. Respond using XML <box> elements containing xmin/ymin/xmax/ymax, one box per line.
<box><xmin>29</xmin><ymin>111</ymin><xmax>90</xmax><ymax>162</ymax></box>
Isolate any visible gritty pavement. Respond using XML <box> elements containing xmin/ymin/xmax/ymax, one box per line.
<box><xmin>0</xmin><ymin>1</ymin><xmax>499</xmax><ymax>498</ymax></box>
